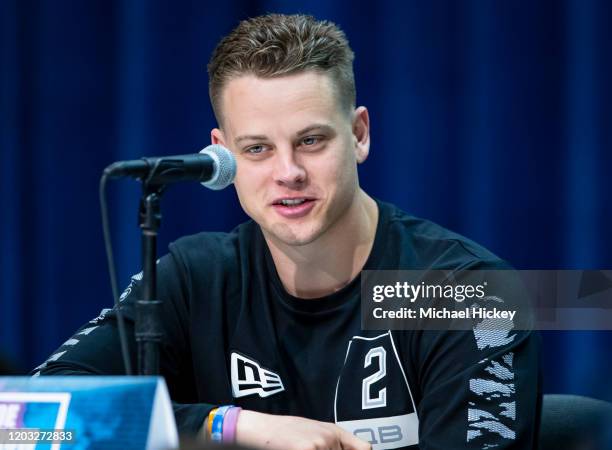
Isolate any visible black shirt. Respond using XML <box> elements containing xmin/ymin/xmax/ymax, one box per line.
<box><xmin>35</xmin><ymin>200</ymin><xmax>541</xmax><ymax>449</ymax></box>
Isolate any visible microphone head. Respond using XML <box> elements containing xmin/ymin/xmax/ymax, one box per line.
<box><xmin>199</xmin><ymin>144</ymin><xmax>237</xmax><ymax>190</ymax></box>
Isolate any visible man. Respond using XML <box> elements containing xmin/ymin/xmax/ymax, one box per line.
<box><xmin>34</xmin><ymin>14</ymin><xmax>540</xmax><ymax>449</ymax></box>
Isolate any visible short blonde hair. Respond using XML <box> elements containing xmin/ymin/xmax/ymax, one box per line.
<box><xmin>208</xmin><ymin>14</ymin><xmax>356</xmax><ymax>123</ymax></box>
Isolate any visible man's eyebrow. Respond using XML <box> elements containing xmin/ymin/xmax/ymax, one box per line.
<box><xmin>234</xmin><ymin>124</ymin><xmax>335</xmax><ymax>145</ymax></box>
<box><xmin>235</xmin><ymin>134</ymin><xmax>268</xmax><ymax>144</ymax></box>
<box><xmin>296</xmin><ymin>124</ymin><xmax>335</xmax><ymax>136</ymax></box>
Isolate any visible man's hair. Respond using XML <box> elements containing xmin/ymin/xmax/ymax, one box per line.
<box><xmin>207</xmin><ymin>14</ymin><xmax>356</xmax><ymax>124</ymax></box>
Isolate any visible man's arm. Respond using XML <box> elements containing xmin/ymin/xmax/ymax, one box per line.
<box><xmin>234</xmin><ymin>410</ymin><xmax>372</xmax><ymax>450</ymax></box>
<box><xmin>413</xmin><ymin>328</ymin><xmax>540</xmax><ymax>449</ymax></box>
<box><xmin>32</xmin><ymin>253</ymin><xmax>216</xmax><ymax>434</ymax></box>
<box><xmin>414</xmin><ymin>263</ymin><xmax>541</xmax><ymax>449</ymax></box>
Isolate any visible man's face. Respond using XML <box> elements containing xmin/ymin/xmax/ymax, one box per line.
<box><xmin>211</xmin><ymin>71</ymin><xmax>370</xmax><ymax>247</ymax></box>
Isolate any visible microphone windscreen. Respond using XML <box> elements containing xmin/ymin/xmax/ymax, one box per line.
<box><xmin>200</xmin><ymin>144</ymin><xmax>236</xmax><ymax>190</ymax></box>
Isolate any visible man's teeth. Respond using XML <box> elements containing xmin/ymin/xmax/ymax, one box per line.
<box><xmin>280</xmin><ymin>198</ymin><xmax>307</xmax><ymax>206</ymax></box>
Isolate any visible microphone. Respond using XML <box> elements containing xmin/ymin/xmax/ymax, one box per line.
<box><xmin>103</xmin><ymin>144</ymin><xmax>236</xmax><ymax>190</ymax></box>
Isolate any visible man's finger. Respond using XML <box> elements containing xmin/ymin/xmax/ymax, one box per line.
<box><xmin>336</xmin><ymin>426</ymin><xmax>372</xmax><ymax>450</ymax></box>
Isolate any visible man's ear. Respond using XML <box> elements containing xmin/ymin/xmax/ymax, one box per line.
<box><xmin>352</xmin><ymin>106</ymin><xmax>370</xmax><ymax>164</ymax></box>
<box><xmin>211</xmin><ymin>128</ymin><xmax>226</xmax><ymax>147</ymax></box>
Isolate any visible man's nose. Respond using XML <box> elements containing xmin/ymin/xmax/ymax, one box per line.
<box><xmin>273</xmin><ymin>148</ymin><xmax>307</xmax><ymax>188</ymax></box>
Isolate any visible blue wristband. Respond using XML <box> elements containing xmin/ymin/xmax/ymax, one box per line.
<box><xmin>211</xmin><ymin>405</ymin><xmax>233</xmax><ymax>441</ymax></box>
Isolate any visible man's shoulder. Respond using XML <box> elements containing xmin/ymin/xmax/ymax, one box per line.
<box><xmin>167</xmin><ymin>220</ymin><xmax>257</xmax><ymax>268</ymax></box>
<box><xmin>379</xmin><ymin>201</ymin><xmax>505</xmax><ymax>268</ymax></box>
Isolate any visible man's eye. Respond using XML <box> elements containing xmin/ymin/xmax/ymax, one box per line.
<box><xmin>245</xmin><ymin>145</ymin><xmax>266</xmax><ymax>154</ymax></box>
<box><xmin>301</xmin><ymin>136</ymin><xmax>322</xmax><ymax>146</ymax></box>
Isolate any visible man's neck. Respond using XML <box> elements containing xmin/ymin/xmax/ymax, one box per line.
<box><xmin>264</xmin><ymin>190</ymin><xmax>379</xmax><ymax>299</ymax></box>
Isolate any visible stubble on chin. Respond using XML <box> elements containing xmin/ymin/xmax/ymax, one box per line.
<box><xmin>266</xmin><ymin>221</ymin><xmax>321</xmax><ymax>247</ymax></box>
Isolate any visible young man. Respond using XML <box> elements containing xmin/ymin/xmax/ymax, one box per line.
<box><xmin>35</xmin><ymin>14</ymin><xmax>540</xmax><ymax>449</ymax></box>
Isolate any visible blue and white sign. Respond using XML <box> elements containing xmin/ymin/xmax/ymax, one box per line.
<box><xmin>0</xmin><ymin>376</ymin><xmax>178</xmax><ymax>449</ymax></box>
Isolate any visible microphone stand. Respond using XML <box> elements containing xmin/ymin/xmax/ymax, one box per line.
<box><xmin>102</xmin><ymin>146</ymin><xmax>234</xmax><ymax>376</ymax></box>
<box><xmin>136</xmin><ymin>182</ymin><xmax>165</xmax><ymax>375</ymax></box>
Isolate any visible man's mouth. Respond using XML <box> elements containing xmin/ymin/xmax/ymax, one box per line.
<box><xmin>276</xmin><ymin>198</ymin><xmax>309</xmax><ymax>206</ymax></box>
<box><xmin>273</xmin><ymin>197</ymin><xmax>314</xmax><ymax>207</ymax></box>
<box><xmin>271</xmin><ymin>197</ymin><xmax>317</xmax><ymax>218</ymax></box>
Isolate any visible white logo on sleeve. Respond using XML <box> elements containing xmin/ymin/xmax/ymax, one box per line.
<box><xmin>231</xmin><ymin>352</ymin><xmax>285</xmax><ymax>398</ymax></box>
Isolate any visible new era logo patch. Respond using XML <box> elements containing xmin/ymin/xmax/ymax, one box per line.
<box><xmin>231</xmin><ymin>352</ymin><xmax>285</xmax><ymax>398</ymax></box>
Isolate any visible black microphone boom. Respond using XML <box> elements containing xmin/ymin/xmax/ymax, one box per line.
<box><xmin>103</xmin><ymin>144</ymin><xmax>236</xmax><ymax>190</ymax></box>
<box><xmin>103</xmin><ymin>153</ymin><xmax>214</xmax><ymax>183</ymax></box>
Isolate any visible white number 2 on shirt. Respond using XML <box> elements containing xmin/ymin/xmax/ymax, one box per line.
<box><xmin>362</xmin><ymin>346</ymin><xmax>387</xmax><ymax>409</ymax></box>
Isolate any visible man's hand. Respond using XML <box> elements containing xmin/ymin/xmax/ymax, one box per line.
<box><xmin>236</xmin><ymin>410</ymin><xmax>372</xmax><ymax>450</ymax></box>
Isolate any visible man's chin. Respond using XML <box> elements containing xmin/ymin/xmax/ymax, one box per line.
<box><xmin>265</xmin><ymin>222</ymin><xmax>322</xmax><ymax>247</ymax></box>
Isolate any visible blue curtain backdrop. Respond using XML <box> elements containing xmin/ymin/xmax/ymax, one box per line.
<box><xmin>1</xmin><ymin>0</ymin><xmax>611</xmax><ymax>401</ymax></box>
